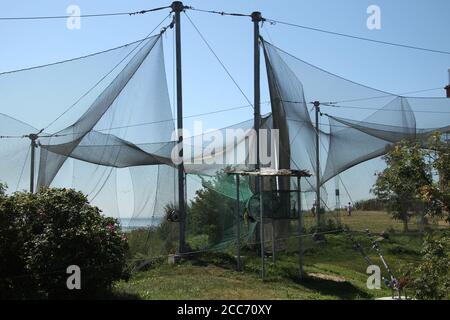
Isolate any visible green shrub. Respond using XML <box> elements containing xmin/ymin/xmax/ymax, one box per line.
<box><xmin>125</xmin><ymin>206</ymin><xmax>179</xmax><ymax>272</ymax></box>
<box><xmin>410</xmin><ymin>233</ymin><xmax>450</xmax><ymax>299</ymax></box>
<box><xmin>0</xmin><ymin>187</ymin><xmax>129</xmax><ymax>299</ymax></box>
<box><xmin>187</xmin><ymin>171</ymin><xmax>237</xmax><ymax>246</ymax></box>
<box><xmin>187</xmin><ymin>234</ymin><xmax>210</xmax><ymax>251</ymax></box>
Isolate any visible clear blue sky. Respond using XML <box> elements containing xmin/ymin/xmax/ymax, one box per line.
<box><xmin>1</xmin><ymin>0</ymin><xmax>449</xmax><ymax>133</ymax></box>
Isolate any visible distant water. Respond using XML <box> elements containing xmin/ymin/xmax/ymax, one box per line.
<box><xmin>119</xmin><ymin>217</ymin><xmax>163</xmax><ymax>231</ymax></box>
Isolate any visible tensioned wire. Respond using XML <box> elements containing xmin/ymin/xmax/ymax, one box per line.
<box><xmin>5</xmin><ymin>16</ymin><xmax>447</xmax><ymax>205</ymax></box>
<box><xmin>3</xmin><ymin>4</ymin><xmax>448</xmax><ymax>55</ymax></box>
<box><xmin>304</xmin><ymin>110</ymin><xmax>356</xmax><ymax>205</ymax></box>
<box><xmin>2</xmin><ymin>35</ymin><xmax>447</xmax><ymax>140</ymax></box>
<box><xmin>2</xmin><ymin>97</ymin><xmax>446</xmax><ymax>142</ymax></box>
<box><xmin>263</xmin><ymin>18</ymin><xmax>450</xmax><ymax>56</ymax></box>
<box><xmin>10</xmin><ymin>95</ymin><xmax>449</xmax><ymax>140</ymax></box>
<box><xmin>2</xmin><ymin>3</ymin><xmax>442</xmax><ymax>270</ymax></box>
<box><xmin>260</xmin><ymin>39</ymin><xmax>449</xmax><ymax>105</ymax></box>
<box><xmin>283</xmin><ymin>100</ymin><xmax>450</xmax><ymax>114</ymax></box>
<box><xmin>0</xmin><ymin>110</ymin><xmax>436</xmax><ymax>141</ymax></box>
<box><xmin>188</xmin><ymin>6</ymin><xmax>450</xmax><ymax>55</ymax></box>
<box><xmin>15</xmin><ymin>146</ymin><xmax>30</xmax><ymax>191</ymax></box>
<box><xmin>184</xmin><ymin>11</ymin><xmax>254</xmax><ymax>109</ymax></box>
<box><xmin>38</xmin><ymin>15</ymin><xmax>173</xmax><ymax>209</ymax></box>
<box><xmin>39</xmin><ymin>16</ymin><xmax>173</xmax><ymax>212</ymax></box>
<box><xmin>0</xmin><ymin>102</ymin><xmax>266</xmax><ymax>140</ymax></box>
<box><xmin>324</xmin><ymin>88</ymin><xmax>446</xmax><ymax>104</ymax></box>
<box><xmin>0</xmin><ymin>102</ymin><xmax>263</xmax><ymax>140</ymax></box>
<box><xmin>42</xmin><ymin>13</ymin><xmax>173</xmax><ymax>132</ymax></box>
<box><xmin>0</xmin><ymin>6</ymin><xmax>171</xmax><ymax>21</ymax></box>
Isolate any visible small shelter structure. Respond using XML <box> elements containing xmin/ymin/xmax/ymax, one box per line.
<box><xmin>226</xmin><ymin>168</ymin><xmax>311</xmax><ymax>279</ymax></box>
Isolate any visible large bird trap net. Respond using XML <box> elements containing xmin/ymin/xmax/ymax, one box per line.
<box><xmin>0</xmin><ymin>30</ymin><xmax>449</xmax><ymax>258</ymax></box>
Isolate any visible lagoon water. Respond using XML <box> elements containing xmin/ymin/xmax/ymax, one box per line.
<box><xmin>119</xmin><ymin>217</ymin><xmax>163</xmax><ymax>231</ymax></box>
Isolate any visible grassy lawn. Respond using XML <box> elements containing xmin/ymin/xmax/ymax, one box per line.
<box><xmin>114</xmin><ymin>211</ymin><xmax>448</xmax><ymax>300</ymax></box>
<box><xmin>304</xmin><ymin>210</ymin><xmax>447</xmax><ymax>233</ymax></box>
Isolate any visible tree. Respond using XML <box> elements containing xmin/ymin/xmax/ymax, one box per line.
<box><xmin>0</xmin><ymin>183</ymin><xmax>5</xmax><ymax>196</ymax></box>
<box><xmin>187</xmin><ymin>171</ymin><xmax>237</xmax><ymax>246</ymax></box>
<box><xmin>353</xmin><ymin>198</ymin><xmax>386</xmax><ymax>211</ymax></box>
<box><xmin>372</xmin><ymin>140</ymin><xmax>432</xmax><ymax>232</ymax></box>
<box><xmin>420</xmin><ymin>132</ymin><xmax>450</xmax><ymax>224</ymax></box>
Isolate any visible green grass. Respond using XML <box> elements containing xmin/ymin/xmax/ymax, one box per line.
<box><xmin>113</xmin><ymin>211</ymin><xmax>448</xmax><ymax>300</ymax></box>
<box><xmin>305</xmin><ymin>210</ymin><xmax>447</xmax><ymax>233</ymax></box>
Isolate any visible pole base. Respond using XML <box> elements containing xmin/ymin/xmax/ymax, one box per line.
<box><xmin>168</xmin><ymin>253</ymin><xmax>182</xmax><ymax>265</ymax></box>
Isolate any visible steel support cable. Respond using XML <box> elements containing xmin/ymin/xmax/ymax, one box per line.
<box><xmin>0</xmin><ymin>6</ymin><xmax>171</xmax><ymax>21</ymax></box>
<box><xmin>264</xmin><ymin>18</ymin><xmax>450</xmax><ymax>56</ymax></box>
<box><xmin>184</xmin><ymin>11</ymin><xmax>254</xmax><ymax>109</ymax></box>
<box><xmin>42</xmin><ymin>13</ymin><xmax>172</xmax><ymax>132</ymax></box>
<box><xmin>188</xmin><ymin>7</ymin><xmax>251</xmax><ymax>18</ymax></box>
<box><xmin>15</xmin><ymin>146</ymin><xmax>30</xmax><ymax>191</ymax></box>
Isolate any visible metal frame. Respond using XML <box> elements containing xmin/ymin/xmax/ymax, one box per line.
<box><xmin>227</xmin><ymin>168</ymin><xmax>311</xmax><ymax>279</ymax></box>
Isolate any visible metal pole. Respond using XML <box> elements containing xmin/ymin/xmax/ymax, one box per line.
<box><xmin>445</xmin><ymin>68</ymin><xmax>450</xmax><ymax>98</ymax></box>
<box><xmin>252</xmin><ymin>11</ymin><xmax>262</xmax><ymax>174</ymax></box>
<box><xmin>172</xmin><ymin>1</ymin><xmax>186</xmax><ymax>254</ymax></box>
<box><xmin>251</xmin><ymin>11</ymin><xmax>265</xmax><ymax>279</ymax></box>
<box><xmin>314</xmin><ymin>101</ymin><xmax>321</xmax><ymax>228</ymax></box>
<box><xmin>271</xmin><ymin>220</ymin><xmax>276</xmax><ymax>263</ymax></box>
<box><xmin>335</xmin><ymin>178</ymin><xmax>341</xmax><ymax>223</ymax></box>
<box><xmin>29</xmin><ymin>134</ymin><xmax>37</xmax><ymax>193</ymax></box>
<box><xmin>297</xmin><ymin>176</ymin><xmax>303</xmax><ymax>279</ymax></box>
<box><xmin>259</xmin><ymin>182</ymin><xmax>265</xmax><ymax>279</ymax></box>
<box><xmin>236</xmin><ymin>174</ymin><xmax>241</xmax><ymax>271</ymax></box>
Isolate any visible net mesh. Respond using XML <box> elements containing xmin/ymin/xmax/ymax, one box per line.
<box><xmin>262</xmin><ymin>38</ymin><xmax>450</xmax><ymax>212</ymax></box>
<box><xmin>0</xmin><ymin>33</ymin><xmax>448</xmax><ymax>257</ymax></box>
<box><xmin>0</xmin><ymin>34</ymin><xmax>176</xmax><ymax>228</ymax></box>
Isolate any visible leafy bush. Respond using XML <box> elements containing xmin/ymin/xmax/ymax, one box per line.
<box><xmin>0</xmin><ymin>187</ymin><xmax>129</xmax><ymax>299</ymax></box>
<box><xmin>420</xmin><ymin>132</ymin><xmax>450</xmax><ymax>224</ymax></box>
<box><xmin>410</xmin><ymin>233</ymin><xmax>450</xmax><ymax>300</ymax></box>
<box><xmin>187</xmin><ymin>234</ymin><xmax>210</xmax><ymax>251</ymax></box>
<box><xmin>125</xmin><ymin>205</ymin><xmax>179</xmax><ymax>272</ymax></box>
<box><xmin>187</xmin><ymin>171</ymin><xmax>237</xmax><ymax>246</ymax></box>
<box><xmin>126</xmin><ymin>222</ymin><xmax>178</xmax><ymax>261</ymax></box>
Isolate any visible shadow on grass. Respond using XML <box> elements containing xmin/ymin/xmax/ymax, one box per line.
<box><xmin>188</xmin><ymin>252</ymin><xmax>237</xmax><ymax>270</ymax></box>
<box><xmin>106</xmin><ymin>290</ymin><xmax>142</xmax><ymax>300</ymax></box>
<box><xmin>291</xmin><ymin>275</ymin><xmax>372</xmax><ymax>300</ymax></box>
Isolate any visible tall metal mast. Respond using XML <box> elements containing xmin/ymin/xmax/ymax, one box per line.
<box><xmin>313</xmin><ymin>101</ymin><xmax>321</xmax><ymax>228</ymax></box>
<box><xmin>172</xmin><ymin>1</ymin><xmax>186</xmax><ymax>253</ymax></box>
<box><xmin>446</xmin><ymin>68</ymin><xmax>450</xmax><ymax>98</ymax></box>
<box><xmin>252</xmin><ymin>11</ymin><xmax>262</xmax><ymax>173</ymax></box>
<box><xmin>251</xmin><ymin>11</ymin><xmax>265</xmax><ymax>278</ymax></box>
<box><xmin>28</xmin><ymin>133</ymin><xmax>38</xmax><ymax>193</ymax></box>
